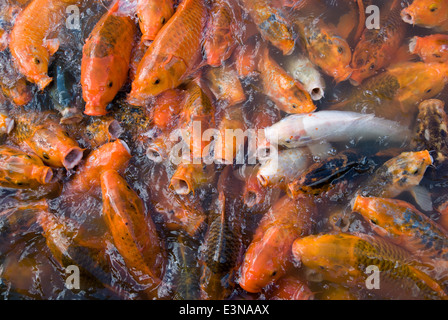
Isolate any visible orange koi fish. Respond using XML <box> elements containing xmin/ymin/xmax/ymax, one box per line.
<box><xmin>150</xmin><ymin>88</ymin><xmax>185</xmax><ymax>131</ymax></box>
<box><xmin>203</xmin><ymin>65</ymin><xmax>246</xmax><ymax>107</ymax></box>
<box><xmin>101</xmin><ymin>170</ymin><xmax>165</xmax><ymax>297</ymax></box>
<box><xmin>353</xmin><ymin>196</ymin><xmax>448</xmax><ymax>260</ymax></box>
<box><xmin>170</xmin><ymin>163</ymin><xmax>216</xmax><ymax>196</ymax></box>
<box><xmin>292</xmin><ymin>233</ymin><xmax>448</xmax><ymax>300</ymax></box>
<box><xmin>11</xmin><ymin>112</ymin><xmax>83</xmax><ymax>169</ymax></box>
<box><xmin>264</xmin><ymin>275</ymin><xmax>314</xmax><ymax>300</ymax></box>
<box><xmin>0</xmin><ymin>51</ymin><xmax>33</xmax><ymax>106</ymax></box>
<box><xmin>136</xmin><ymin>0</ymin><xmax>174</xmax><ymax>44</ymax></box>
<box><xmin>350</xmin><ymin>0</ymin><xmax>407</xmax><ymax>85</ymax></box>
<box><xmin>0</xmin><ymin>145</ymin><xmax>53</xmax><ymax>188</ymax></box>
<box><xmin>409</xmin><ymin>34</ymin><xmax>448</xmax><ymax>64</ymax></box>
<box><xmin>68</xmin><ymin>139</ymin><xmax>131</xmax><ymax>194</ymax></box>
<box><xmin>258</xmin><ymin>45</ymin><xmax>315</xmax><ymax>114</ymax></box>
<box><xmin>81</xmin><ymin>0</ymin><xmax>137</xmax><ymax>116</ymax></box>
<box><xmin>9</xmin><ymin>0</ymin><xmax>79</xmax><ymax>90</ymax></box>
<box><xmin>240</xmin><ymin>0</ymin><xmax>295</xmax><ymax>55</ymax></box>
<box><xmin>204</xmin><ymin>0</ymin><xmax>242</xmax><ymax>67</ymax></box>
<box><xmin>128</xmin><ymin>0</ymin><xmax>208</xmax><ymax>105</ymax></box>
<box><xmin>293</xmin><ymin>15</ymin><xmax>353</xmax><ymax>83</ymax></box>
<box><xmin>401</xmin><ymin>0</ymin><xmax>448</xmax><ymax>32</ymax></box>
<box><xmin>239</xmin><ymin>194</ymin><xmax>316</xmax><ymax>293</ymax></box>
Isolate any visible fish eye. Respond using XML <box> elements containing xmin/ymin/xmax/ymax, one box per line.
<box><xmin>161</xmin><ymin>17</ymin><xmax>166</xmax><ymax>25</ymax></box>
<box><xmin>271</xmin><ymin>270</ymin><xmax>277</xmax><ymax>277</ymax></box>
<box><xmin>153</xmin><ymin>78</ymin><xmax>160</xmax><ymax>85</ymax></box>
<box><xmin>292</xmin><ymin>104</ymin><xmax>297</xmax><ymax>109</ymax></box>
<box><xmin>426</xmin><ymin>89</ymin><xmax>432</xmax><ymax>93</ymax></box>
<box><xmin>338</xmin><ymin>46</ymin><xmax>344</xmax><ymax>54</ymax></box>
<box><xmin>33</xmin><ymin>57</ymin><xmax>41</xmax><ymax>64</ymax></box>
<box><xmin>429</xmin><ymin>4</ymin><xmax>438</xmax><ymax>12</ymax></box>
<box><xmin>42</xmin><ymin>152</ymin><xmax>50</xmax><ymax>160</ymax></box>
<box><xmin>369</xmin><ymin>64</ymin><xmax>375</xmax><ymax>70</ymax></box>
<box><xmin>370</xmin><ymin>219</ymin><xmax>378</xmax><ymax>225</ymax></box>
<box><xmin>107</xmin><ymin>81</ymin><xmax>113</xmax><ymax>88</ymax></box>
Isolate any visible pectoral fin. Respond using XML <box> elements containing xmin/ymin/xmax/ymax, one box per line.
<box><xmin>44</xmin><ymin>39</ymin><xmax>60</xmax><ymax>56</ymax></box>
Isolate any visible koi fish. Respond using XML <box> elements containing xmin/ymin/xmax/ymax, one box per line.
<box><xmin>37</xmin><ymin>206</ymin><xmax>115</xmax><ymax>294</ymax></box>
<box><xmin>101</xmin><ymin>170</ymin><xmax>165</xmax><ymax>297</ymax></box>
<box><xmin>240</xmin><ymin>0</ymin><xmax>295</xmax><ymax>55</ymax></box>
<box><xmin>213</xmin><ymin>105</ymin><xmax>246</xmax><ymax>164</ymax></box>
<box><xmin>239</xmin><ymin>194</ymin><xmax>316</xmax><ymax>293</ymax></box>
<box><xmin>149</xmin><ymin>88</ymin><xmax>185</xmax><ymax>131</ymax></box>
<box><xmin>81</xmin><ymin>0</ymin><xmax>137</xmax><ymax>116</ymax></box>
<box><xmin>354</xmin><ymin>150</ymin><xmax>433</xmax><ymax>211</ymax></box>
<box><xmin>258</xmin><ymin>45</ymin><xmax>315</xmax><ymax>114</ymax></box>
<box><xmin>264</xmin><ymin>275</ymin><xmax>314</xmax><ymax>300</ymax></box>
<box><xmin>353</xmin><ymin>196</ymin><xmax>448</xmax><ymax>260</ymax></box>
<box><xmin>128</xmin><ymin>0</ymin><xmax>208</xmax><ymax>105</ymax></box>
<box><xmin>204</xmin><ymin>0</ymin><xmax>242</xmax><ymax>67</ymax></box>
<box><xmin>203</xmin><ymin>65</ymin><xmax>246</xmax><ymax>107</ymax></box>
<box><xmin>179</xmin><ymin>81</ymin><xmax>215</xmax><ymax>162</ymax></box>
<box><xmin>9</xmin><ymin>0</ymin><xmax>79</xmax><ymax>90</ymax></box>
<box><xmin>49</xmin><ymin>65</ymin><xmax>83</xmax><ymax>124</ymax></box>
<box><xmin>350</xmin><ymin>0</ymin><xmax>406</xmax><ymax>86</ymax></box>
<box><xmin>412</xmin><ymin>99</ymin><xmax>448</xmax><ymax>166</ymax></box>
<box><xmin>200</xmin><ymin>165</ymin><xmax>244</xmax><ymax>299</ymax></box>
<box><xmin>11</xmin><ymin>112</ymin><xmax>84</xmax><ymax>169</ymax></box>
<box><xmin>136</xmin><ymin>0</ymin><xmax>174</xmax><ymax>44</ymax></box>
<box><xmin>264</xmin><ymin>111</ymin><xmax>410</xmax><ymax>149</ymax></box>
<box><xmin>401</xmin><ymin>0</ymin><xmax>448</xmax><ymax>32</ymax></box>
<box><xmin>283</xmin><ymin>52</ymin><xmax>325</xmax><ymax>101</ymax></box>
<box><xmin>68</xmin><ymin>139</ymin><xmax>131</xmax><ymax>194</ymax></box>
<box><xmin>233</xmin><ymin>35</ymin><xmax>262</xmax><ymax>78</ymax></box>
<box><xmin>331</xmin><ymin>62</ymin><xmax>448</xmax><ymax>121</ymax></box>
<box><xmin>293</xmin><ymin>15</ymin><xmax>353</xmax><ymax>83</ymax></box>
<box><xmin>292</xmin><ymin>233</ymin><xmax>448</xmax><ymax>300</ymax></box>
<box><xmin>84</xmin><ymin>116</ymin><xmax>123</xmax><ymax>149</ymax></box>
<box><xmin>0</xmin><ymin>50</ymin><xmax>33</xmax><ymax>106</ymax></box>
<box><xmin>409</xmin><ymin>34</ymin><xmax>448</xmax><ymax>64</ymax></box>
<box><xmin>257</xmin><ymin>148</ymin><xmax>311</xmax><ymax>188</ymax></box>
<box><xmin>0</xmin><ymin>145</ymin><xmax>53</xmax><ymax>188</ymax></box>
<box><xmin>169</xmin><ymin>163</ymin><xmax>216</xmax><ymax>196</ymax></box>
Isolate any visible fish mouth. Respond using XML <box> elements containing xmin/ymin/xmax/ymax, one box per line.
<box><xmin>108</xmin><ymin>120</ymin><xmax>123</xmax><ymax>140</ymax></box>
<box><xmin>334</xmin><ymin>68</ymin><xmax>353</xmax><ymax>84</ymax></box>
<box><xmin>310</xmin><ymin>87</ymin><xmax>324</xmax><ymax>101</ymax></box>
<box><xmin>170</xmin><ymin>178</ymin><xmax>191</xmax><ymax>195</ymax></box>
<box><xmin>84</xmin><ymin>101</ymin><xmax>108</xmax><ymax>116</ymax></box>
<box><xmin>401</xmin><ymin>9</ymin><xmax>414</xmax><ymax>25</ymax></box>
<box><xmin>33</xmin><ymin>166</ymin><xmax>53</xmax><ymax>184</ymax></box>
<box><xmin>62</xmin><ymin>147</ymin><xmax>84</xmax><ymax>170</ymax></box>
<box><xmin>146</xmin><ymin>145</ymin><xmax>164</xmax><ymax>163</ymax></box>
<box><xmin>37</xmin><ymin>76</ymin><xmax>53</xmax><ymax>91</ymax></box>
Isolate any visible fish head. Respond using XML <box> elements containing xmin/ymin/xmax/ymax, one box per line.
<box><xmin>204</xmin><ymin>31</ymin><xmax>235</xmax><ymax>67</ymax></box>
<box><xmin>352</xmin><ymin>196</ymin><xmax>396</xmax><ymax>238</ymax></box>
<box><xmin>409</xmin><ymin>35</ymin><xmax>448</xmax><ymax>63</ymax></box>
<box><xmin>309</xmin><ymin>34</ymin><xmax>352</xmax><ymax>83</ymax></box>
<box><xmin>401</xmin><ymin>0</ymin><xmax>448</xmax><ymax>27</ymax></box>
<box><xmin>280</xmin><ymin>82</ymin><xmax>316</xmax><ymax>114</ymax></box>
<box><xmin>350</xmin><ymin>44</ymin><xmax>384</xmax><ymax>86</ymax></box>
<box><xmin>27</xmin><ymin>125</ymin><xmax>84</xmax><ymax>170</ymax></box>
<box><xmin>100</xmin><ymin>169</ymin><xmax>142</xmax><ymax>213</ymax></box>
<box><xmin>385</xmin><ymin>150</ymin><xmax>433</xmax><ymax>191</ymax></box>
<box><xmin>128</xmin><ymin>54</ymin><xmax>187</xmax><ymax>105</ymax></box>
<box><xmin>292</xmin><ymin>234</ymin><xmax>357</xmax><ymax>283</ymax></box>
<box><xmin>81</xmin><ymin>55</ymin><xmax>125</xmax><ymax>116</ymax></box>
<box><xmin>239</xmin><ymin>227</ymin><xmax>295</xmax><ymax>293</ymax></box>
<box><xmin>12</xmin><ymin>44</ymin><xmax>51</xmax><ymax>90</ymax></box>
<box><xmin>137</xmin><ymin>1</ymin><xmax>173</xmax><ymax>43</ymax></box>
